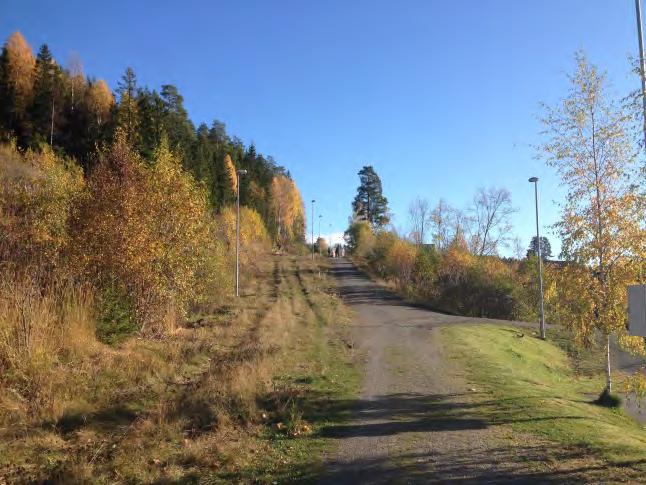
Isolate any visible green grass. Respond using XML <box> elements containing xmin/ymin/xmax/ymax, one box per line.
<box><xmin>214</xmin><ymin>257</ymin><xmax>361</xmax><ymax>483</ymax></box>
<box><xmin>441</xmin><ymin>324</ymin><xmax>646</xmax><ymax>466</ymax></box>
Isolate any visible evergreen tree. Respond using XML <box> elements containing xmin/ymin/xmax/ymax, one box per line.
<box><xmin>527</xmin><ymin>236</ymin><xmax>552</xmax><ymax>260</ymax></box>
<box><xmin>352</xmin><ymin>165</ymin><xmax>390</xmax><ymax>228</ymax></box>
<box><xmin>30</xmin><ymin>44</ymin><xmax>64</xmax><ymax>146</ymax></box>
<box><xmin>160</xmin><ymin>84</ymin><xmax>195</xmax><ymax>156</ymax></box>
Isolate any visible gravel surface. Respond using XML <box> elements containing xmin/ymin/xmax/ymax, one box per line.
<box><xmin>318</xmin><ymin>259</ymin><xmax>645</xmax><ymax>484</ymax></box>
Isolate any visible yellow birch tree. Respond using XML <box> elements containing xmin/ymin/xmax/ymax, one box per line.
<box><xmin>538</xmin><ymin>52</ymin><xmax>646</xmax><ymax>394</ymax></box>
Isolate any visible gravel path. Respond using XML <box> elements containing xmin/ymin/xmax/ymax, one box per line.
<box><xmin>318</xmin><ymin>259</ymin><xmax>643</xmax><ymax>484</ymax></box>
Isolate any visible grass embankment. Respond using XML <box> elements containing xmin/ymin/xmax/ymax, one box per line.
<box><xmin>0</xmin><ymin>256</ymin><xmax>359</xmax><ymax>483</ymax></box>
<box><xmin>441</xmin><ymin>325</ymin><xmax>646</xmax><ymax>472</ymax></box>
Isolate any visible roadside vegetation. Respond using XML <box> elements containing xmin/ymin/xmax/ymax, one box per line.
<box><xmin>441</xmin><ymin>324</ymin><xmax>646</xmax><ymax>478</ymax></box>
<box><xmin>0</xmin><ymin>31</ymin><xmax>361</xmax><ymax>483</ymax></box>
<box><xmin>345</xmin><ymin>52</ymin><xmax>645</xmax><ymax>402</ymax></box>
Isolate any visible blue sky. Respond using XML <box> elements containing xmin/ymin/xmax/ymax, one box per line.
<box><xmin>1</xmin><ymin>0</ymin><xmax>642</xmax><ymax>254</ymax></box>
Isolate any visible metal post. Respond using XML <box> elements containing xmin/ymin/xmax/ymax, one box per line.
<box><xmin>235</xmin><ymin>169</ymin><xmax>247</xmax><ymax>297</ymax></box>
<box><xmin>530</xmin><ymin>177</ymin><xmax>546</xmax><ymax>340</ymax></box>
<box><xmin>318</xmin><ymin>215</ymin><xmax>322</xmax><ymax>255</ymax></box>
<box><xmin>50</xmin><ymin>97</ymin><xmax>55</xmax><ymax>145</ymax></box>
<box><xmin>311</xmin><ymin>199</ymin><xmax>315</xmax><ymax>260</ymax></box>
<box><xmin>635</xmin><ymin>0</ymin><xmax>646</xmax><ymax>150</ymax></box>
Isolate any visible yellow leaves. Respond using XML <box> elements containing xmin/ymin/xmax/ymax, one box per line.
<box><xmin>217</xmin><ymin>205</ymin><xmax>270</xmax><ymax>260</ymax></box>
<box><xmin>85</xmin><ymin>79</ymin><xmax>113</xmax><ymax>125</ymax></box>
<box><xmin>4</xmin><ymin>31</ymin><xmax>36</xmax><ymax>107</ymax></box>
<box><xmin>0</xmin><ymin>143</ymin><xmax>83</xmax><ymax>272</ymax></box>
<box><xmin>270</xmin><ymin>175</ymin><xmax>304</xmax><ymax>245</ymax></box>
<box><xmin>224</xmin><ymin>154</ymin><xmax>237</xmax><ymax>195</ymax></box>
<box><xmin>71</xmin><ymin>137</ymin><xmax>226</xmax><ymax>329</ymax></box>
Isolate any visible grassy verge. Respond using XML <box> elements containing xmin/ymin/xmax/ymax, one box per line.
<box><xmin>441</xmin><ymin>324</ymin><xmax>646</xmax><ymax>471</ymax></box>
<box><xmin>0</xmin><ymin>255</ymin><xmax>359</xmax><ymax>483</ymax></box>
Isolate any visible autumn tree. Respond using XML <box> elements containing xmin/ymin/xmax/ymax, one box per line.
<box><xmin>270</xmin><ymin>175</ymin><xmax>305</xmax><ymax>247</ymax></box>
<box><xmin>85</xmin><ymin>79</ymin><xmax>113</xmax><ymax>126</ymax></box>
<box><xmin>67</xmin><ymin>52</ymin><xmax>85</xmax><ymax>111</ymax></box>
<box><xmin>352</xmin><ymin>165</ymin><xmax>389</xmax><ymax>228</ymax></box>
<box><xmin>408</xmin><ymin>196</ymin><xmax>431</xmax><ymax>245</ymax></box>
<box><xmin>0</xmin><ymin>32</ymin><xmax>36</xmax><ymax>140</ymax></box>
<box><xmin>467</xmin><ymin>186</ymin><xmax>516</xmax><ymax>256</ymax></box>
<box><xmin>430</xmin><ymin>199</ymin><xmax>459</xmax><ymax>251</ymax></box>
<box><xmin>538</xmin><ymin>52</ymin><xmax>646</xmax><ymax>393</ymax></box>
<box><xmin>115</xmin><ymin>67</ymin><xmax>140</xmax><ymax>146</ymax></box>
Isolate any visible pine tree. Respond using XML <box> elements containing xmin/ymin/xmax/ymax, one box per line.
<box><xmin>527</xmin><ymin>236</ymin><xmax>552</xmax><ymax>260</ymax></box>
<box><xmin>352</xmin><ymin>165</ymin><xmax>390</xmax><ymax>228</ymax></box>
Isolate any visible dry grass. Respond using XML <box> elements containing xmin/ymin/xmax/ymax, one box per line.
<box><xmin>0</xmin><ymin>255</ymin><xmax>358</xmax><ymax>483</ymax></box>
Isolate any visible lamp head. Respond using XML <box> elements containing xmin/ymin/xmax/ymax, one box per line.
<box><xmin>237</xmin><ymin>169</ymin><xmax>248</xmax><ymax>175</ymax></box>
<box><xmin>528</xmin><ymin>177</ymin><xmax>538</xmax><ymax>183</ymax></box>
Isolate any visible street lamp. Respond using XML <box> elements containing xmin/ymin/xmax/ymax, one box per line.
<box><xmin>311</xmin><ymin>199</ymin><xmax>316</xmax><ymax>260</ymax></box>
<box><xmin>49</xmin><ymin>65</ymin><xmax>56</xmax><ymax>146</ymax></box>
<box><xmin>236</xmin><ymin>169</ymin><xmax>248</xmax><ymax>297</ymax></box>
<box><xmin>635</xmin><ymin>0</ymin><xmax>646</xmax><ymax>151</ymax></box>
<box><xmin>318</xmin><ymin>214</ymin><xmax>322</xmax><ymax>255</ymax></box>
<box><xmin>529</xmin><ymin>177</ymin><xmax>546</xmax><ymax>340</ymax></box>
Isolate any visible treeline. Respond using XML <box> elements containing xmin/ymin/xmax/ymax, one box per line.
<box><xmin>346</xmin><ymin>219</ymin><xmax>541</xmax><ymax>321</ymax></box>
<box><xmin>347</xmin><ymin>53</ymin><xmax>645</xmax><ymax>397</ymax></box>
<box><xmin>0</xmin><ymin>30</ymin><xmax>307</xmax><ymax>430</ymax></box>
<box><xmin>0</xmin><ymin>31</ymin><xmax>304</xmax><ymax>239</ymax></box>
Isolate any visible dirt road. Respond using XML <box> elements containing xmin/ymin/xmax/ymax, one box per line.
<box><xmin>318</xmin><ymin>259</ymin><xmax>640</xmax><ymax>484</ymax></box>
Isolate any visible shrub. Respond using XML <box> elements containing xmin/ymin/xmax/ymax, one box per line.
<box><xmin>345</xmin><ymin>221</ymin><xmax>375</xmax><ymax>258</ymax></box>
<box><xmin>0</xmin><ymin>142</ymin><xmax>83</xmax><ymax>274</ymax></box>
<box><xmin>71</xmin><ymin>133</ymin><xmax>227</xmax><ymax>333</ymax></box>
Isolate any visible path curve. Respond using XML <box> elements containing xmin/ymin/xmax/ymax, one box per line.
<box><xmin>318</xmin><ymin>258</ymin><xmax>644</xmax><ymax>484</ymax></box>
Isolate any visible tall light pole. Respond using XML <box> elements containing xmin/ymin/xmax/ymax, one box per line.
<box><xmin>49</xmin><ymin>66</ymin><xmax>56</xmax><ymax>146</ymax></box>
<box><xmin>318</xmin><ymin>214</ymin><xmax>322</xmax><ymax>254</ymax></box>
<box><xmin>311</xmin><ymin>199</ymin><xmax>316</xmax><ymax>260</ymax></box>
<box><xmin>529</xmin><ymin>177</ymin><xmax>546</xmax><ymax>340</ymax></box>
<box><xmin>635</xmin><ymin>0</ymin><xmax>646</xmax><ymax>150</ymax></box>
<box><xmin>236</xmin><ymin>169</ymin><xmax>247</xmax><ymax>297</ymax></box>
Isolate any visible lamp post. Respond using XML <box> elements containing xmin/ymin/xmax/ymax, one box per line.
<box><xmin>236</xmin><ymin>169</ymin><xmax>247</xmax><ymax>297</ymax></box>
<box><xmin>311</xmin><ymin>199</ymin><xmax>316</xmax><ymax>260</ymax></box>
<box><xmin>318</xmin><ymin>214</ymin><xmax>322</xmax><ymax>254</ymax></box>
<box><xmin>635</xmin><ymin>0</ymin><xmax>646</xmax><ymax>151</ymax></box>
<box><xmin>49</xmin><ymin>66</ymin><xmax>56</xmax><ymax>146</ymax></box>
<box><xmin>529</xmin><ymin>177</ymin><xmax>546</xmax><ymax>340</ymax></box>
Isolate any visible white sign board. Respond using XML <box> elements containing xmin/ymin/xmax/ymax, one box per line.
<box><xmin>628</xmin><ymin>285</ymin><xmax>646</xmax><ymax>337</ymax></box>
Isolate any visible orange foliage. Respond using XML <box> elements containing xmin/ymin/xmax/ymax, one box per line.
<box><xmin>270</xmin><ymin>175</ymin><xmax>304</xmax><ymax>245</ymax></box>
<box><xmin>4</xmin><ymin>32</ymin><xmax>36</xmax><ymax>112</ymax></box>
<box><xmin>224</xmin><ymin>154</ymin><xmax>237</xmax><ymax>195</ymax></box>
<box><xmin>85</xmin><ymin>79</ymin><xmax>113</xmax><ymax>125</ymax></box>
<box><xmin>217</xmin><ymin>205</ymin><xmax>270</xmax><ymax>262</ymax></box>
<box><xmin>70</xmin><ymin>133</ymin><xmax>225</xmax><ymax>329</ymax></box>
<box><xmin>0</xmin><ymin>143</ymin><xmax>83</xmax><ymax>273</ymax></box>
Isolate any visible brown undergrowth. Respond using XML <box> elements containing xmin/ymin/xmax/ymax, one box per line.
<box><xmin>0</xmin><ymin>255</ymin><xmax>358</xmax><ymax>483</ymax></box>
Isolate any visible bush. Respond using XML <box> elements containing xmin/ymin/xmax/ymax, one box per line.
<box><xmin>0</xmin><ymin>142</ymin><xmax>83</xmax><ymax>274</ymax></box>
<box><xmin>71</xmin><ymin>133</ymin><xmax>227</xmax><ymax>333</ymax></box>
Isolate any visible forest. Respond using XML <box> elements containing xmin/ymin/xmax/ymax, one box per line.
<box><xmin>0</xmin><ymin>29</ymin><xmax>308</xmax><ymax>456</ymax></box>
